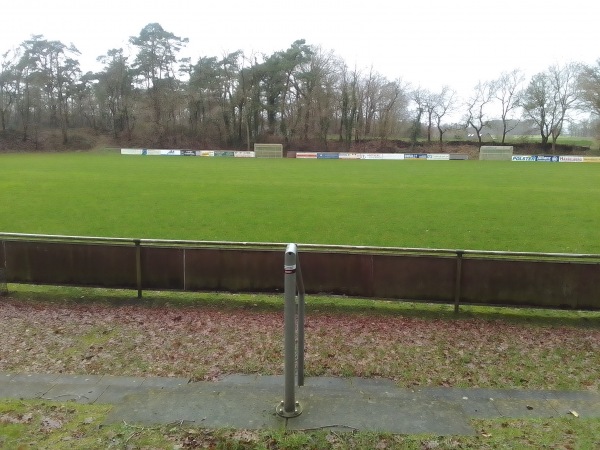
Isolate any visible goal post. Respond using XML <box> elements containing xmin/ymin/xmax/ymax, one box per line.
<box><xmin>254</xmin><ymin>143</ymin><xmax>283</xmax><ymax>158</ymax></box>
<box><xmin>479</xmin><ymin>146</ymin><xmax>514</xmax><ymax>161</ymax></box>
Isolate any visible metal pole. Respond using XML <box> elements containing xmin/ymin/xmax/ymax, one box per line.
<box><xmin>454</xmin><ymin>250</ymin><xmax>464</xmax><ymax>313</ymax></box>
<box><xmin>297</xmin><ymin>258</ymin><xmax>305</xmax><ymax>387</ymax></box>
<box><xmin>276</xmin><ymin>243</ymin><xmax>302</xmax><ymax>418</ymax></box>
<box><xmin>134</xmin><ymin>240</ymin><xmax>142</xmax><ymax>299</ymax></box>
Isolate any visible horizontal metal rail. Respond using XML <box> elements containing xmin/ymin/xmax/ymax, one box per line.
<box><xmin>2</xmin><ymin>232</ymin><xmax>599</xmax><ymax>261</ymax></box>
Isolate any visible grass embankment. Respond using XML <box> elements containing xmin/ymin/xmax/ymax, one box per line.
<box><xmin>1</xmin><ymin>152</ymin><xmax>599</xmax><ymax>253</ymax></box>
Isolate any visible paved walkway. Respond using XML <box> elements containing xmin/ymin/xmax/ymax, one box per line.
<box><xmin>1</xmin><ymin>372</ymin><xmax>599</xmax><ymax>435</ymax></box>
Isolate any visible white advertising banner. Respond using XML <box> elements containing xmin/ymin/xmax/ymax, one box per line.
<box><xmin>121</xmin><ymin>149</ymin><xmax>142</xmax><ymax>155</ymax></box>
<box><xmin>234</xmin><ymin>151</ymin><xmax>255</xmax><ymax>158</ymax></box>
<box><xmin>159</xmin><ymin>150</ymin><xmax>181</xmax><ymax>156</ymax></box>
<box><xmin>380</xmin><ymin>154</ymin><xmax>404</xmax><ymax>160</ymax></box>
<box><xmin>559</xmin><ymin>156</ymin><xmax>584</xmax><ymax>162</ymax></box>
<box><xmin>296</xmin><ymin>152</ymin><xmax>318</xmax><ymax>159</ymax></box>
<box><xmin>511</xmin><ymin>155</ymin><xmax>536</xmax><ymax>161</ymax></box>
<box><xmin>427</xmin><ymin>154</ymin><xmax>450</xmax><ymax>160</ymax></box>
<box><xmin>338</xmin><ymin>153</ymin><xmax>362</xmax><ymax>159</ymax></box>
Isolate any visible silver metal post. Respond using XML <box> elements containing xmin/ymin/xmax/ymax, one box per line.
<box><xmin>276</xmin><ymin>243</ymin><xmax>302</xmax><ymax>418</ymax></box>
<box><xmin>297</xmin><ymin>259</ymin><xmax>305</xmax><ymax>387</ymax></box>
<box><xmin>454</xmin><ymin>250</ymin><xmax>464</xmax><ymax>313</ymax></box>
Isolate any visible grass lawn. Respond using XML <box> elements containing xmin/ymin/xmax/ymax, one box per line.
<box><xmin>1</xmin><ymin>152</ymin><xmax>599</xmax><ymax>253</ymax></box>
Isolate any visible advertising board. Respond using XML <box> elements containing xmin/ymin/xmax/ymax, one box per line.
<box><xmin>426</xmin><ymin>154</ymin><xmax>450</xmax><ymax>160</ymax></box>
<box><xmin>511</xmin><ymin>155</ymin><xmax>536</xmax><ymax>161</ymax></box>
<box><xmin>535</xmin><ymin>155</ymin><xmax>559</xmax><ymax>162</ymax></box>
<box><xmin>317</xmin><ymin>152</ymin><xmax>339</xmax><ymax>159</ymax></box>
<box><xmin>234</xmin><ymin>151</ymin><xmax>255</xmax><ymax>158</ymax></box>
<box><xmin>214</xmin><ymin>151</ymin><xmax>235</xmax><ymax>157</ymax></box>
<box><xmin>121</xmin><ymin>149</ymin><xmax>142</xmax><ymax>155</ymax></box>
<box><xmin>559</xmin><ymin>156</ymin><xmax>584</xmax><ymax>163</ymax></box>
<box><xmin>338</xmin><ymin>153</ymin><xmax>361</xmax><ymax>159</ymax></box>
<box><xmin>296</xmin><ymin>152</ymin><xmax>318</xmax><ymax>159</ymax></box>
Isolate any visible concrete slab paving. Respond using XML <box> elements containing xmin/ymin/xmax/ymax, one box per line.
<box><xmin>105</xmin><ymin>384</ymin><xmax>286</xmax><ymax>430</ymax></box>
<box><xmin>9</xmin><ymin>373</ymin><xmax>61</xmax><ymax>384</ymax></box>
<box><xmin>0</xmin><ymin>381</ymin><xmax>53</xmax><ymax>399</ymax></box>
<box><xmin>53</xmin><ymin>374</ymin><xmax>105</xmax><ymax>385</ymax></box>
<box><xmin>43</xmin><ymin>383</ymin><xmax>109</xmax><ymax>404</ymax></box>
<box><xmin>139</xmin><ymin>376</ymin><xmax>190</xmax><ymax>389</ymax></box>
<box><xmin>287</xmin><ymin>390</ymin><xmax>474</xmax><ymax>435</ymax></box>
<box><xmin>547</xmin><ymin>399</ymin><xmax>600</xmax><ymax>418</ymax></box>
<box><xmin>1</xmin><ymin>372</ymin><xmax>599</xmax><ymax>435</ymax></box>
<box><xmin>492</xmin><ymin>399</ymin><xmax>559</xmax><ymax>418</ymax></box>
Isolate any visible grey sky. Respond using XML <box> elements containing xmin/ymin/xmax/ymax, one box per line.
<box><xmin>2</xmin><ymin>0</ymin><xmax>597</xmax><ymax>98</ymax></box>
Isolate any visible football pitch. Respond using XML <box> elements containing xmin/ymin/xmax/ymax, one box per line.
<box><xmin>1</xmin><ymin>152</ymin><xmax>599</xmax><ymax>254</ymax></box>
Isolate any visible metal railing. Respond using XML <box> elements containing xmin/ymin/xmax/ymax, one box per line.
<box><xmin>276</xmin><ymin>243</ymin><xmax>305</xmax><ymax>418</ymax></box>
<box><xmin>1</xmin><ymin>232</ymin><xmax>600</xmax><ymax>310</ymax></box>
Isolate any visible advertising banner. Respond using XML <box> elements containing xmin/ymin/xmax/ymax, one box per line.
<box><xmin>426</xmin><ymin>154</ymin><xmax>450</xmax><ymax>160</ymax></box>
<box><xmin>535</xmin><ymin>155</ymin><xmax>559</xmax><ymax>162</ymax></box>
<box><xmin>404</xmin><ymin>153</ymin><xmax>428</xmax><ymax>159</ymax></box>
<box><xmin>380</xmin><ymin>154</ymin><xmax>404</xmax><ymax>160</ymax></box>
<box><xmin>296</xmin><ymin>152</ymin><xmax>318</xmax><ymax>159</ymax></box>
<box><xmin>317</xmin><ymin>152</ymin><xmax>339</xmax><ymax>159</ymax></box>
<box><xmin>180</xmin><ymin>150</ymin><xmax>197</xmax><ymax>156</ymax></box>
<box><xmin>234</xmin><ymin>151</ymin><xmax>255</xmax><ymax>158</ymax></box>
<box><xmin>214</xmin><ymin>151</ymin><xmax>235</xmax><ymax>157</ymax></box>
<box><xmin>121</xmin><ymin>149</ymin><xmax>143</xmax><ymax>155</ymax></box>
<box><xmin>583</xmin><ymin>156</ymin><xmax>600</xmax><ymax>163</ymax></box>
<box><xmin>511</xmin><ymin>155</ymin><xmax>536</xmax><ymax>161</ymax></box>
<box><xmin>199</xmin><ymin>151</ymin><xmax>215</xmax><ymax>157</ymax></box>
<box><xmin>361</xmin><ymin>153</ymin><xmax>384</xmax><ymax>159</ymax></box>
<box><xmin>160</xmin><ymin>150</ymin><xmax>181</xmax><ymax>156</ymax></box>
<box><xmin>559</xmin><ymin>156</ymin><xmax>584</xmax><ymax>162</ymax></box>
<box><xmin>338</xmin><ymin>153</ymin><xmax>362</xmax><ymax>159</ymax></box>
<box><xmin>146</xmin><ymin>150</ymin><xmax>162</xmax><ymax>155</ymax></box>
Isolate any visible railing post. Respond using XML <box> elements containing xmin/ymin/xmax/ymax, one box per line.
<box><xmin>276</xmin><ymin>243</ymin><xmax>302</xmax><ymax>418</ymax></box>
<box><xmin>134</xmin><ymin>239</ymin><xmax>142</xmax><ymax>299</ymax></box>
<box><xmin>454</xmin><ymin>250</ymin><xmax>464</xmax><ymax>313</ymax></box>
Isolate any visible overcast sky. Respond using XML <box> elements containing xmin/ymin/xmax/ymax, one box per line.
<box><xmin>2</xmin><ymin>0</ymin><xmax>598</xmax><ymax>99</ymax></box>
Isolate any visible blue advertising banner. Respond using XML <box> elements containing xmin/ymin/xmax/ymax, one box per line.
<box><xmin>317</xmin><ymin>152</ymin><xmax>340</xmax><ymax>159</ymax></box>
<box><xmin>535</xmin><ymin>155</ymin><xmax>559</xmax><ymax>162</ymax></box>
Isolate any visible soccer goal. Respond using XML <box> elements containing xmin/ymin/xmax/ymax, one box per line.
<box><xmin>479</xmin><ymin>146</ymin><xmax>514</xmax><ymax>161</ymax></box>
<box><xmin>254</xmin><ymin>143</ymin><xmax>283</xmax><ymax>158</ymax></box>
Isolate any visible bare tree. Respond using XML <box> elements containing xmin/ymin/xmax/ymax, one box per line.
<box><xmin>431</xmin><ymin>86</ymin><xmax>456</xmax><ymax>148</ymax></box>
<box><xmin>465</xmin><ymin>81</ymin><xmax>493</xmax><ymax>144</ymax></box>
<box><xmin>493</xmin><ymin>69</ymin><xmax>524</xmax><ymax>143</ymax></box>
<box><xmin>409</xmin><ymin>87</ymin><xmax>426</xmax><ymax>147</ymax></box>
<box><xmin>578</xmin><ymin>59</ymin><xmax>600</xmax><ymax>118</ymax></box>
<box><xmin>521</xmin><ymin>63</ymin><xmax>581</xmax><ymax>151</ymax></box>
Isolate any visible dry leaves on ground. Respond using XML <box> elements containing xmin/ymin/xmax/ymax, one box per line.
<box><xmin>1</xmin><ymin>298</ymin><xmax>598</xmax><ymax>390</ymax></box>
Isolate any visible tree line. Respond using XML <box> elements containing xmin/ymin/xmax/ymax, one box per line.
<box><xmin>1</xmin><ymin>23</ymin><xmax>600</xmax><ymax>151</ymax></box>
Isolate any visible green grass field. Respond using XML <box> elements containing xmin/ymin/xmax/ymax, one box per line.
<box><xmin>1</xmin><ymin>152</ymin><xmax>599</xmax><ymax>253</ymax></box>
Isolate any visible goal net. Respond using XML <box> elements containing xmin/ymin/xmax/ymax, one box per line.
<box><xmin>254</xmin><ymin>143</ymin><xmax>283</xmax><ymax>158</ymax></box>
<box><xmin>479</xmin><ymin>146</ymin><xmax>514</xmax><ymax>161</ymax></box>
